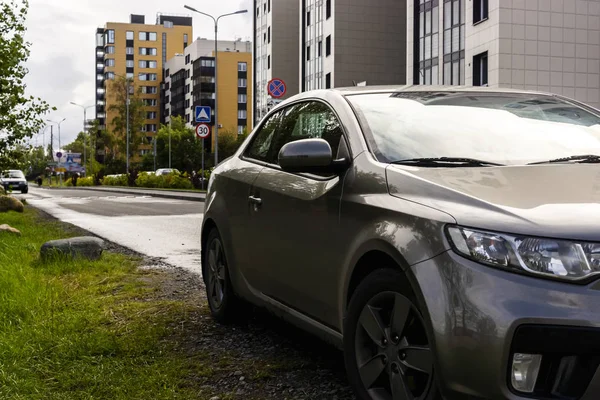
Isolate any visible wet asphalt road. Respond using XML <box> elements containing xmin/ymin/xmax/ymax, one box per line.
<box><xmin>23</xmin><ymin>187</ymin><xmax>204</xmax><ymax>273</ymax></box>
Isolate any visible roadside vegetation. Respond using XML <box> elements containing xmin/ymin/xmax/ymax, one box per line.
<box><xmin>0</xmin><ymin>207</ymin><xmax>353</xmax><ymax>399</ymax></box>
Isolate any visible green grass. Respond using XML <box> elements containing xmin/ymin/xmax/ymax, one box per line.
<box><xmin>0</xmin><ymin>209</ymin><xmax>209</xmax><ymax>399</ymax></box>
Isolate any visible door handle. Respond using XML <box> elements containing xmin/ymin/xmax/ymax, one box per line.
<box><xmin>248</xmin><ymin>196</ymin><xmax>262</xmax><ymax>205</ymax></box>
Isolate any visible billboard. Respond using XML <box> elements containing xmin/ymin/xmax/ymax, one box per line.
<box><xmin>54</xmin><ymin>152</ymin><xmax>85</xmax><ymax>173</ymax></box>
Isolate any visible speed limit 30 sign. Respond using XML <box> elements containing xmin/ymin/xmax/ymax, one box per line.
<box><xmin>195</xmin><ymin>123</ymin><xmax>211</xmax><ymax>139</ymax></box>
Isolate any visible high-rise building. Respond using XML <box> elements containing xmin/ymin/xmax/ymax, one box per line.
<box><xmin>253</xmin><ymin>0</ymin><xmax>301</xmax><ymax>125</ymax></box>
<box><xmin>94</xmin><ymin>13</ymin><xmax>193</xmax><ymax>163</ymax></box>
<box><xmin>164</xmin><ymin>39</ymin><xmax>253</xmax><ymax>152</ymax></box>
<box><xmin>301</xmin><ymin>0</ymin><xmax>407</xmax><ymax>92</ymax></box>
<box><xmin>407</xmin><ymin>0</ymin><xmax>600</xmax><ymax>108</ymax></box>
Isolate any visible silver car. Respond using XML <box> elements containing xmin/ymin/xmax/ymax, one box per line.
<box><xmin>201</xmin><ymin>86</ymin><xmax>600</xmax><ymax>400</ymax></box>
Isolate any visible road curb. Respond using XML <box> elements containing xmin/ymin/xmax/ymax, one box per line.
<box><xmin>43</xmin><ymin>186</ymin><xmax>206</xmax><ymax>202</ymax></box>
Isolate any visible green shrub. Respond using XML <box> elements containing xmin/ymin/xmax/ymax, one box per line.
<box><xmin>135</xmin><ymin>172</ymin><xmax>193</xmax><ymax>190</ymax></box>
<box><xmin>77</xmin><ymin>176</ymin><xmax>94</xmax><ymax>186</ymax></box>
<box><xmin>102</xmin><ymin>175</ymin><xmax>127</xmax><ymax>186</ymax></box>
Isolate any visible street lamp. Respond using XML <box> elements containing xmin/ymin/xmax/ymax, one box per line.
<box><xmin>184</xmin><ymin>5</ymin><xmax>248</xmax><ymax>166</ymax></box>
<box><xmin>110</xmin><ymin>73</ymin><xmax>133</xmax><ymax>173</ymax></box>
<box><xmin>70</xmin><ymin>102</ymin><xmax>95</xmax><ymax>177</ymax></box>
<box><xmin>47</xmin><ymin>118</ymin><xmax>66</xmax><ymax>153</ymax></box>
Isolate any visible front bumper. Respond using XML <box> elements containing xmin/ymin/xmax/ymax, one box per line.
<box><xmin>2</xmin><ymin>182</ymin><xmax>27</xmax><ymax>191</ymax></box>
<box><xmin>411</xmin><ymin>250</ymin><xmax>600</xmax><ymax>400</ymax></box>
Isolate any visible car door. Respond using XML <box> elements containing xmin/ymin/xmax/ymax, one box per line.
<box><xmin>244</xmin><ymin>100</ymin><xmax>350</xmax><ymax>328</ymax></box>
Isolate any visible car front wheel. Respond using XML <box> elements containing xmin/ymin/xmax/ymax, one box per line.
<box><xmin>203</xmin><ymin>228</ymin><xmax>242</xmax><ymax>323</ymax></box>
<box><xmin>344</xmin><ymin>269</ymin><xmax>441</xmax><ymax>400</ymax></box>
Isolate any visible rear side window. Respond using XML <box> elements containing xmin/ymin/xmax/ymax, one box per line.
<box><xmin>244</xmin><ymin>111</ymin><xmax>282</xmax><ymax>162</ymax></box>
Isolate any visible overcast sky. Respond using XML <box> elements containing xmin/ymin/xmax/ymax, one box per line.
<box><xmin>24</xmin><ymin>0</ymin><xmax>253</xmax><ymax>149</ymax></box>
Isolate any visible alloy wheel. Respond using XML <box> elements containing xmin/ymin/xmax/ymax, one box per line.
<box><xmin>206</xmin><ymin>237</ymin><xmax>226</xmax><ymax>309</ymax></box>
<box><xmin>355</xmin><ymin>291</ymin><xmax>433</xmax><ymax>400</ymax></box>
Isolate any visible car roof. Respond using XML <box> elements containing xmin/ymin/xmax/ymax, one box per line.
<box><xmin>281</xmin><ymin>85</ymin><xmax>558</xmax><ymax>104</ymax></box>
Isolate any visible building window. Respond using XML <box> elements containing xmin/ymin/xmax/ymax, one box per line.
<box><xmin>149</xmin><ymin>61</ymin><xmax>157</xmax><ymax>68</ymax></box>
<box><xmin>268</xmin><ymin>27</ymin><xmax>271</xmax><ymax>43</ymax></box>
<box><xmin>162</xmin><ymin>33</ymin><xmax>167</xmax><ymax>65</ymax></box>
<box><xmin>126</xmin><ymin>31</ymin><xmax>134</xmax><ymax>40</ymax></box>
<box><xmin>184</xmin><ymin>33</ymin><xmax>188</xmax><ymax>47</ymax></box>
<box><xmin>307</xmin><ymin>11</ymin><xmax>311</xmax><ymax>26</ymax></box>
<box><xmin>326</xmin><ymin>73</ymin><xmax>331</xmax><ymax>88</ymax></box>
<box><xmin>139</xmin><ymin>73</ymin><xmax>147</xmax><ymax>81</ymax></box>
<box><xmin>139</xmin><ymin>60</ymin><xmax>147</xmax><ymax>68</ymax></box>
<box><xmin>126</xmin><ymin>47</ymin><xmax>134</xmax><ymax>55</ymax></box>
<box><xmin>473</xmin><ymin>51</ymin><xmax>488</xmax><ymax>86</ymax></box>
<box><xmin>105</xmin><ymin>72</ymin><xmax>115</xmax><ymax>80</ymax></box>
<box><xmin>415</xmin><ymin>0</ymin><xmax>440</xmax><ymax>85</ymax></box>
<box><xmin>268</xmin><ymin>0</ymin><xmax>271</xmax><ymax>12</ymax></box>
<box><xmin>147</xmin><ymin>112</ymin><xmax>157</xmax><ymax>119</ymax></box>
<box><xmin>307</xmin><ymin>45</ymin><xmax>311</xmax><ymax>61</ymax></box>
<box><xmin>238</xmin><ymin>62</ymin><xmax>247</xmax><ymax>72</ymax></box>
<box><xmin>146</xmin><ymin>124</ymin><xmax>157</xmax><ymax>132</ymax></box>
<box><xmin>149</xmin><ymin>32</ymin><xmax>157</xmax><ymax>41</ymax></box>
<box><xmin>238</xmin><ymin>125</ymin><xmax>245</xmax><ymax>134</ymax></box>
<box><xmin>186</xmin><ymin>69</ymin><xmax>190</xmax><ymax>78</ymax></box>
<box><xmin>326</xmin><ymin>35</ymin><xmax>331</xmax><ymax>56</ymax></box>
<box><xmin>185</xmin><ymin>84</ymin><xmax>190</xmax><ymax>93</ymax></box>
<box><xmin>201</xmin><ymin>59</ymin><xmax>215</xmax><ymax>67</ymax></box>
<box><xmin>185</xmin><ymin>114</ymin><xmax>190</xmax><ymax>123</ymax></box>
<box><xmin>326</xmin><ymin>0</ymin><xmax>331</xmax><ymax>19</ymax></box>
<box><xmin>127</xmin><ymin>60</ymin><xmax>134</xmax><ymax>68</ymax></box>
<box><xmin>142</xmin><ymin>86</ymin><xmax>157</xmax><ymax>94</ymax></box>
<box><xmin>238</xmin><ymin>94</ymin><xmax>247</xmax><ymax>103</ymax></box>
<box><xmin>185</xmin><ymin>99</ymin><xmax>190</xmax><ymax>108</ymax></box>
<box><xmin>238</xmin><ymin>110</ymin><xmax>247</xmax><ymax>119</ymax></box>
<box><xmin>144</xmin><ymin>99</ymin><xmax>157</xmax><ymax>106</ymax></box>
<box><xmin>268</xmin><ymin>55</ymin><xmax>271</xmax><ymax>69</ymax></box>
<box><xmin>164</xmin><ymin>20</ymin><xmax>174</xmax><ymax>28</ymax></box>
<box><xmin>105</xmin><ymin>59</ymin><xmax>115</xmax><ymax>67</ymax></box>
<box><xmin>107</xmin><ymin>30</ymin><xmax>115</xmax><ymax>44</ymax></box>
<box><xmin>442</xmin><ymin>0</ymin><xmax>465</xmax><ymax>85</ymax></box>
<box><xmin>139</xmin><ymin>47</ymin><xmax>147</xmax><ymax>55</ymax></box>
<box><xmin>126</xmin><ymin>72</ymin><xmax>134</xmax><ymax>79</ymax></box>
<box><xmin>139</xmin><ymin>32</ymin><xmax>147</xmax><ymax>41</ymax></box>
<box><xmin>318</xmin><ymin>41</ymin><xmax>322</xmax><ymax>57</ymax></box>
<box><xmin>185</xmin><ymin>54</ymin><xmax>190</xmax><ymax>64</ymax></box>
<box><xmin>149</xmin><ymin>73</ymin><xmax>157</xmax><ymax>81</ymax></box>
<box><xmin>238</xmin><ymin>78</ymin><xmax>247</xmax><ymax>87</ymax></box>
<box><xmin>150</xmin><ymin>48</ymin><xmax>157</xmax><ymax>56</ymax></box>
<box><xmin>106</xmin><ymin>46</ymin><xmax>115</xmax><ymax>54</ymax></box>
<box><xmin>473</xmin><ymin>0</ymin><xmax>489</xmax><ymax>24</ymax></box>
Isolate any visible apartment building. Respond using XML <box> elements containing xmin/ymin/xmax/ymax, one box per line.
<box><xmin>407</xmin><ymin>0</ymin><xmax>600</xmax><ymax>108</ymax></box>
<box><xmin>301</xmin><ymin>0</ymin><xmax>407</xmax><ymax>92</ymax></box>
<box><xmin>254</xmin><ymin>0</ymin><xmax>301</xmax><ymax>124</ymax></box>
<box><xmin>163</xmin><ymin>39</ymin><xmax>253</xmax><ymax>152</ymax></box>
<box><xmin>94</xmin><ymin>13</ymin><xmax>193</xmax><ymax>162</ymax></box>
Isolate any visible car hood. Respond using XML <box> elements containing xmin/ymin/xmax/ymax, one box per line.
<box><xmin>1</xmin><ymin>178</ymin><xmax>25</xmax><ymax>183</ymax></box>
<box><xmin>386</xmin><ymin>164</ymin><xmax>600</xmax><ymax>241</ymax></box>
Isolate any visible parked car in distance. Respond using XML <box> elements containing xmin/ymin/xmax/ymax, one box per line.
<box><xmin>1</xmin><ymin>170</ymin><xmax>28</xmax><ymax>193</ymax></box>
<box><xmin>201</xmin><ymin>86</ymin><xmax>600</xmax><ymax>400</ymax></box>
<box><xmin>155</xmin><ymin>168</ymin><xmax>179</xmax><ymax>176</ymax></box>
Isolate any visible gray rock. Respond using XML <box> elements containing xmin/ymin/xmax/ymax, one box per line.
<box><xmin>41</xmin><ymin>236</ymin><xmax>105</xmax><ymax>261</ymax></box>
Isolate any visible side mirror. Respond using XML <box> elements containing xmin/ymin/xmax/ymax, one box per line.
<box><xmin>278</xmin><ymin>138</ymin><xmax>348</xmax><ymax>174</ymax></box>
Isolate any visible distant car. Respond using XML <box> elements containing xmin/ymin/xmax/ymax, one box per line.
<box><xmin>1</xmin><ymin>170</ymin><xmax>28</xmax><ymax>194</ymax></box>
<box><xmin>202</xmin><ymin>86</ymin><xmax>600</xmax><ymax>400</ymax></box>
<box><xmin>155</xmin><ymin>168</ymin><xmax>179</xmax><ymax>176</ymax></box>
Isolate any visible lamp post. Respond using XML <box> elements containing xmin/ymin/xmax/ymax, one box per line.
<box><xmin>184</xmin><ymin>5</ymin><xmax>248</xmax><ymax>167</ymax></box>
<box><xmin>70</xmin><ymin>102</ymin><xmax>95</xmax><ymax>177</ymax></box>
<box><xmin>110</xmin><ymin>73</ymin><xmax>133</xmax><ymax>173</ymax></box>
<box><xmin>46</xmin><ymin>118</ymin><xmax>66</xmax><ymax>185</ymax></box>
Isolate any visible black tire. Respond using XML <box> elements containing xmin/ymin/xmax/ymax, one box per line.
<box><xmin>21</xmin><ymin>189</ymin><xmax>28</xmax><ymax>194</ymax></box>
<box><xmin>202</xmin><ymin>228</ymin><xmax>243</xmax><ymax>324</ymax></box>
<box><xmin>344</xmin><ymin>269</ymin><xmax>441</xmax><ymax>400</ymax></box>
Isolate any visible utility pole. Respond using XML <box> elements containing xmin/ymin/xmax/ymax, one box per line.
<box><xmin>50</xmin><ymin>125</ymin><xmax>54</xmax><ymax>159</ymax></box>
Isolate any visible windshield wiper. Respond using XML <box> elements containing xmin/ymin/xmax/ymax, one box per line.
<box><xmin>528</xmin><ymin>154</ymin><xmax>600</xmax><ymax>165</ymax></box>
<box><xmin>391</xmin><ymin>157</ymin><xmax>504</xmax><ymax>167</ymax></box>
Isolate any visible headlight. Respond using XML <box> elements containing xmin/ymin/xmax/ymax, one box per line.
<box><xmin>446</xmin><ymin>226</ymin><xmax>600</xmax><ymax>282</ymax></box>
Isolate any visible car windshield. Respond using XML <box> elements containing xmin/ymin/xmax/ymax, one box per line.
<box><xmin>2</xmin><ymin>171</ymin><xmax>25</xmax><ymax>179</ymax></box>
<box><xmin>346</xmin><ymin>91</ymin><xmax>600</xmax><ymax>165</ymax></box>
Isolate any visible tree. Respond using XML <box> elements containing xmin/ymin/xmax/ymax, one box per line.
<box><xmin>23</xmin><ymin>145</ymin><xmax>46</xmax><ymax>177</ymax></box>
<box><xmin>0</xmin><ymin>0</ymin><xmax>54</xmax><ymax>171</ymax></box>
<box><xmin>107</xmin><ymin>77</ymin><xmax>146</xmax><ymax>162</ymax></box>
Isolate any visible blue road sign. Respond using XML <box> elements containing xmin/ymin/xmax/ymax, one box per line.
<box><xmin>267</xmin><ymin>78</ymin><xmax>287</xmax><ymax>98</ymax></box>
<box><xmin>195</xmin><ymin>106</ymin><xmax>212</xmax><ymax>123</ymax></box>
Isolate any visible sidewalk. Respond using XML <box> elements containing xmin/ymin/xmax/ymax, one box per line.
<box><xmin>50</xmin><ymin>186</ymin><xmax>206</xmax><ymax>202</ymax></box>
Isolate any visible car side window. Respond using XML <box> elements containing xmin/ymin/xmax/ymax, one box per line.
<box><xmin>244</xmin><ymin>111</ymin><xmax>282</xmax><ymax>162</ymax></box>
<box><xmin>267</xmin><ymin>101</ymin><xmax>344</xmax><ymax>163</ymax></box>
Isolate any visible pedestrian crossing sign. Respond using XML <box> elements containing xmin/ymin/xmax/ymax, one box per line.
<box><xmin>195</xmin><ymin>106</ymin><xmax>211</xmax><ymax>123</ymax></box>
